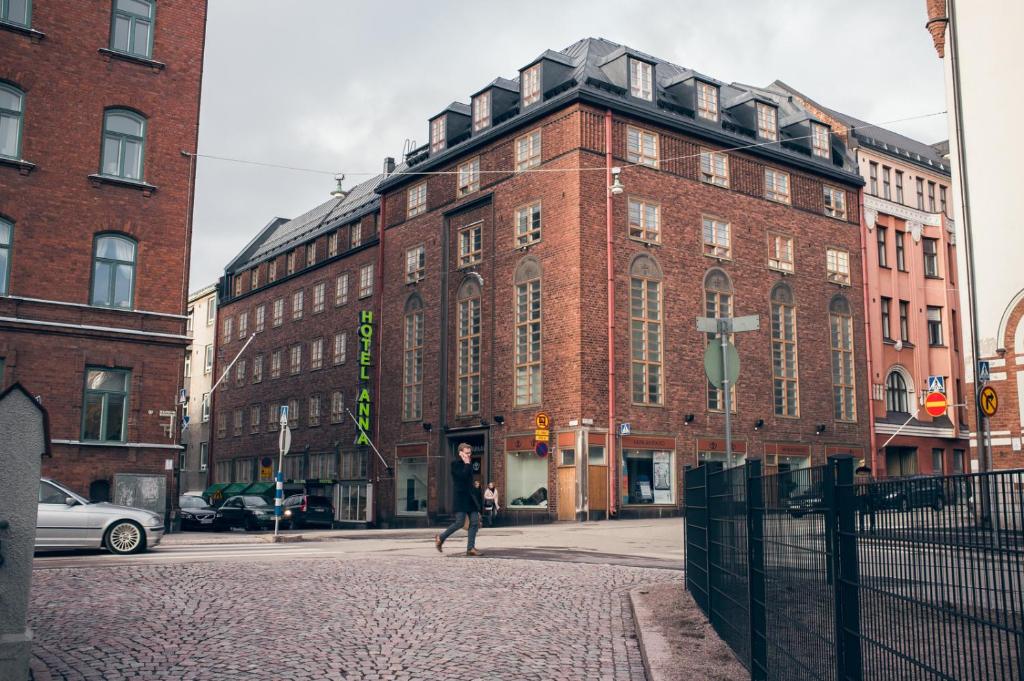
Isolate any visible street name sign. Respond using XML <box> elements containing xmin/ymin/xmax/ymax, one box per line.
<box><xmin>924</xmin><ymin>392</ymin><xmax>948</xmax><ymax>418</ymax></box>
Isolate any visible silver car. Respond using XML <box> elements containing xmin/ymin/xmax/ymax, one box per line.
<box><xmin>36</xmin><ymin>478</ymin><xmax>164</xmax><ymax>555</ymax></box>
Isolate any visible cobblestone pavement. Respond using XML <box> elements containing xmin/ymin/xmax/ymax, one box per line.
<box><xmin>30</xmin><ymin>554</ymin><xmax>678</xmax><ymax>680</ymax></box>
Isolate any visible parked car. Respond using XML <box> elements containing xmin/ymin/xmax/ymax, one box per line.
<box><xmin>214</xmin><ymin>495</ymin><xmax>275</xmax><ymax>531</ymax></box>
<box><xmin>36</xmin><ymin>478</ymin><xmax>164</xmax><ymax>555</ymax></box>
<box><xmin>876</xmin><ymin>476</ymin><xmax>946</xmax><ymax>511</ymax></box>
<box><xmin>787</xmin><ymin>483</ymin><xmax>825</xmax><ymax>518</ymax></box>
<box><xmin>282</xmin><ymin>494</ymin><xmax>335</xmax><ymax>529</ymax></box>
<box><xmin>178</xmin><ymin>494</ymin><xmax>217</xmax><ymax>531</ymax></box>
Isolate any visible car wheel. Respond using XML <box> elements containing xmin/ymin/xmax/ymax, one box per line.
<box><xmin>899</xmin><ymin>497</ymin><xmax>910</xmax><ymax>512</ymax></box>
<box><xmin>245</xmin><ymin>515</ymin><xmax>258</xmax><ymax>531</ymax></box>
<box><xmin>105</xmin><ymin>520</ymin><xmax>145</xmax><ymax>555</ymax></box>
<box><xmin>933</xmin><ymin>497</ymin><xmax>945</xmax><ymax>511</ymax></box>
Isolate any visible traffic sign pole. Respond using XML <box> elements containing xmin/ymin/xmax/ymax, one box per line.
<box><xmin>721</xmin><ymin>319</ymin><xmax>733</xmax><ymax>469</ymax></box>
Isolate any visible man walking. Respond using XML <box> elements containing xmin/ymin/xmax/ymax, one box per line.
<box><xmin>434</xmin><ymin>442</ymin><xmax>482</xmax><ymax>556</ymax></box>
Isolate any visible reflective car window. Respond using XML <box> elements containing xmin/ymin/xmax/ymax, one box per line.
<box><xmin>39</xmin><ymin>481</ymin><xmax>67</xmax><ymax>504</ymax></box>
<box><xmin>241</xmin><ymin>495</ymin><xmax>268</xmax><ymax>507</ymax></box>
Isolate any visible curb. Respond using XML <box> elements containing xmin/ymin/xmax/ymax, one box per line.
<box><xmin>628</xmin><ymin>587</ymin><xmax>658</xmax><ymax>681</ymax></box>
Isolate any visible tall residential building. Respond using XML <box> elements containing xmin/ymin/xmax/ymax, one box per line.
<box><xmin>926</xmin><ymin>0</ymin><xmax>1024</xmax><ymax>468</ymax></box>
<box><xmin>772</xmin><ymin>82</ymin><xmax>967</xmax><ymax>478</ymax></box>
<box><xmin>0</xmin><ymin>2</ymin><xmax>208</xmax><ymax>508</ymax></box>
<box><xmin>213</xmin><ymin>38</ymin><xmax>870</xmax><ymax>526</ymax></box>
<box><xmin>182</xmin><ymin>285</ymin><xmax>217</xmax><ymax>493</ymax></box>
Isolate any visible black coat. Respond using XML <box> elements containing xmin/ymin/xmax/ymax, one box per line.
<box><xmin>451</xmin><ymin>459</ymin><xmax>480</xmax><ymax>514</ymax></box>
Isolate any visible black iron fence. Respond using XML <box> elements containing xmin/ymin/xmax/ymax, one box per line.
<box><xmin>684</xmin><ymin>456</ymin><xmax>1024</xmax><ymax>681</ymax></box>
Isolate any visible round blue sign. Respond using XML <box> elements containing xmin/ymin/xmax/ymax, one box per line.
<box><xmin>535</xmin><ymin>442</ymin><xmax>548</xmax><ymax>458</ymax></box>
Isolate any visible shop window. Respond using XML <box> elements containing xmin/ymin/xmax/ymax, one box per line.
<box><xmin>623</xmin><ymin>450</ymin><xmax>674</xmax><ymax>505</ymax></box>
<box><xmin>506</xmin><ymin>450</ymin><xmax>547</xmax><ymax>508</ymax></box>
<box><xmin>397</xmin><ymin>457</ymin><xmax>428</xmax><ymax>515</ymax></box>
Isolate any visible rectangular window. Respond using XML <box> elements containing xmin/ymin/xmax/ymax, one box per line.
<box><xmin>206</xmin><ymin>298</ymin><xmax>216</xmax><ymax>325</ymax></box>
<box><xmin>358</xmin><ymin>263</ymin><xmax>374</xmax><ymax>298</ymax></box>
<box><xmin>237</xmin><ymin>312</ymin><xmax>247</xmax><ymax>340</ymax></box>
<box><xmin>895</xmin><ymin>170</ymin><xmax>904</xmax><ymax>204</ymax></box>
<box><xmin>311</xmin><ymin>338</ymin><xmax>323</xmax><ymax>370</ymax></box>
<box><xmin>235</xmin><ymin>359</ymin><xmax>246</xmax><ymax>387</ymax></box>
<box><xmin>811</xmin><ymin>122</ymin><xmax>830</xmax><ymax>158</ymax></box>
<box><xmin>199</xmin><ymin>442</ymin><xmax>208</xmax><ymax>472</ymax></box>
<box><xmin>216</xmin><ymin>412</ymin><xmax>226</xmax><ymax>439</ymax></box>
<box><xmin>290</xmin><ymin>344</ymin><xmax>302</xmax><ymax>375</ymax></box>
<box><xmin>830</xmin><ymin>307</ymin><xmax>856</xmax><ymax>421</ymax></box>
<box><xmin>407</xmin><ymin>183</ymin><xmax>427</xmax><ymax>218</ymax></box>
<box><xmin>515</xmin><ymin>278</ymin><xmax>542</xmax><ymax>406</ymax></box>
<box><xmin>928</xmin><ymin>307</ymin><xmax>944</xmax><ymax>346</ymax></box>
<box><xmin>521</xmin><ymin>64</ymin><xmax>541</xmax><ymax>107</ymax></box>
<box><xmin>515</xmin><ymin>129</ymin><xmax>542</xmax><ymax>172</ymax></box>
<box><xmin>287</xmin><ymin>398</ymin><xmax>298</xmax><ymax>429</ymax></box>
<box><xmin>204</xmin><ymin>344</ymin><xmax>213</xmax><ymax>374</ymax></box>
<box><xmin>233</xmin><ymin>409</ymin><xmax>243</xmax><ymax>437</ymax></box>
<box><xmin>287</xmin><ymin>251</ymin><xmax>296</xmax><ymax>274</ymax></box>
<box><xmin>268</xmin><ymin>260</ymin><xmax>277</xmax><ymax>282</ymax></box>
<box><xmin>202</xmin><ymin>393</ymin><xmax>210</xmax><ymax>422</ymax></box>
<box><xmin>111</xmin><ymin>0</ymin><xmax>154</xmax><ymax>58</ymax></box>
<box><xmin>250</xmin><ymin>405</ymin><xmax>261</xmax><ymax>434</ymax></box>
<box><xmin>506</xmin><ymin>450</ymin><xmax>548</xmax><ymax>509</ymax></box>
<box><xmin>328</xmin><ymin>232</ymin><xmax>338</xmax><ymax>257</ymax></box>
<box><xmin>768</xmin><ymin>233</ymin><xmax>794</xmax><ymax>273</ymax></box>
<box><xmin>271</xmin><ymin>350</ymin><xmax>281</xmax><ymax>379</ymax></box>
<box><xmin>630</xmin><ymin>58</ymin><xmax>653</xmax><ymax>101</ymax></box>
<box><xmin>940</xmin><ymin>185</ymin><xmax>948</xmax><ymax>216</ymax></box>
<box><xmin>335</xmin><ymin>273</ymin><xmax>349</xmax><ymax>306</ymax></box>
<box><xmin>309</xmin><ymin>395</ymin><xmax>321</xmax><ymax>427</ymax></box>
<box><xmin>899</xmin><ymin>300</ymin><xmax>910</xmax><ymax>342</ymax></box>
<box><xmin>430</xmin><ymin>117</ymin><xmax>446</xmax><ymax>153</ymax></box>
<box><xmin>702</xmin><ymin>217</ymin><xmax>731</xmax><ymax>259</ymax></box>
<box><xmin>267</xmin><ymin>403</ymin><xmax>278</xmax><ymax>432</ymax></box>
<box><xmin>272</xmin><ymin>298</ymin><xmax>283</xmax><ymax>327</ymax></box>
<box><xmin>292</xmin><ymin>290</ymin><xmax>304</xmax><ymax>320</ymax></box>
<box><xmin>881</xmin><ymin>297</ymin><xmax>892</xmax><ymax>340</ymax></box>
<box><xmin>869</xmin><ymin>162</ymin><xmax>878</xmax><ymax>196</ymax></box>
<box><xmin>823</xmin><ymin>186</ymin><xmax>847</xmax><ymax>219</ymax></box>
<box><xmin>630</xmin><ymin>277</ymin><xmax>662</xmax><ymax>404</ymax></box>
<box><xmin>916</xmin><ymin>178</ymin><xmax>925</xmax><ymax>209</ymax></box>
<box><xmin>882</xmin><ymin>166</ymin><xmax>891</xmax><ymax>200</ymax></box>
<box><xmin>876</xmin><ymin>226</ymin><xmax>888</xmax><ymax>267</ymax></box>
<box><xmin>223</xmin><ymin>316</ymin><xmax>233</xmax><ymax>341</ymax></box>
<box><xmin>397</xmin><ymin>457</ymin><xmax>428</xmax><ymax>515</ymax></box>
<box><xmin>895</xmin><ymin>231</ymin><xmax>906</xmax><ymax>271</ymax></box>
<box><xmin>696</xmin><ymin>81</ymin><xmax>718</xmax><ymax>121</ymax></box>
<box><xmin>932</xmin><ymin>448</ymin><xmax>944</xmax><ymax>474</ymax></box>
<box><xmin>700</xmin><ymin>149</ymin><xmax>729</xmax><ymax>187</ymax></box>
<box><xmin>334</xmin><ymin>332</ymin><xmax>347</xmax><ymax>365</ymax></box>
<box><xmin>771</xmin><ymin>295</ymin><xmax>799</xmax><ymax>417</ymax></box>
<box><xmin>457</xmin><ymin>297</ymin><xmax>480</xmax><ymax>415</ymax></box>
<box><xmin>756</xmin><ymin>103</ymin><xmax>777</xmax><ymax>140</ymax></box>
<box><xmin>255</xmin><ymin>305</ymin><xmax>265</xmax><ymax>332</ymax></box>
<box><xmin>764</xmin><ymin>168</ymin><xmax>790</xmax><ymax>203</ymax></box>
<box><xmin>186</xmin><ymin>308</ymin><xmax>194</xmax><ymax>333</ymax></box>
<box><xmin>627</xmin><ymin>198</ymin><xmax>660</xmax><ymax>243</ymax></box>
<box><xmin>457</xmin><ymin>157</ymin><xmax>480</xmax><ymax>197</ymax></box>
<box><xmin>184</xmin><ymin>353</ymin><xmax>191</xmax><ymax>378</ymax></box>
<box><xmin>351</xmin><ymin>222</ymin><xmax>362</xmax><ymax>248</ymax></box>
<box><xmin>515</xmin><ymin>201</ymin><xmax>542</xmax><ymax>247</ymax></box>
<box><xmin>331</xmin><ymin>391</ymin><xmax>344</xmax><ymax>423</ymax></box>
<box><xmin>313</xmin><ymin>282</ymin><xmax>325</xmax><ymax>313</ymax></box>
<box><xmin>472</xmin><ymin>91</ymin><xmax>490</xmax><ymax>132</ymax></box>
<box><xmin>406</xmin><ymin>245</ymin><xmax>426</xmax><ymax>283</ymax></box>
<box><xmin>458</xmin><ymin>222</ymin><xmax>482</xmax><ymax>267</ymax></box>
<box><xmin>404</xmin><ymin>309</ymin><xmax>424</xmax><ymax>420</ymax></box>
<box><xmin>253</xmin><ymin>354</ymin><xmax>263</xmax><ymax>383</ymax></box>
<box><xmin>827</xmin><ymin>248</ymin><xmax>851</xmax><ymax>285</ymax></box>
<box><xmin>81</xmin><ymin>368</ymin><xmax>129</xmax><ymax>442</ymax></box>
<box><xmin>923</xmin><ymin>238</ymin><xmax>939</xmax><ymax>277</ymax></box>
<box><xmin>626</xmin><ymin>126</ymin><xmax>658</xmax><ymax>168</ymax></box>
<box><xmin>928</xmin><ymin>181</ymin><xmax>936</xmax><ymax>212</ymax></box>
<box><xmin>306</xmin><ymin>242</ymin><xmax>316</xmax><ymax>267</ymax></box>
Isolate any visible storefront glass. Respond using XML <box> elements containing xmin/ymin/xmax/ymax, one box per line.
<box><xmin>623</xmin><ymin>449</ymin><xmax>674</xmax><ymax>505</ymax></box>
<box><xmin>506</xmin><ymin>450</ymin><xmax>548</xmax><ymax>508</ymax></box>
<box><xmin>397</xmin><ymin>456</ymin><xmax>427</xmax><ymax>515</ymax></box>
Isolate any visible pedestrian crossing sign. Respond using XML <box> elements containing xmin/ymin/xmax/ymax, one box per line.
<box><xmin>927</xmin><ymin>375</ymin><xmax>946</xmax><ymax>394</ymax></box>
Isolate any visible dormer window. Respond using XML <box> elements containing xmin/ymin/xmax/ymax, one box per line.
<box><xmin>629</xmin><ymin>59</ymin><xmax>653</xmax><ymax>101</ymax></box>
<box><xmin>756</xmin><ymin>103</ymin><xmax>778</xmax><ymax>141</ymax></box>
<box><xmin>522</xmin><ymin>64</ymin><xmax>541</xmax><ymax>107</ymax></box>
<box><xmin>697</xmin><ymin>81</ymin><xmax>719</xmax><ymax>122</ymax></box>
<box><xmin>811</xmin><ymin>122</ymin><xmax>830</xmax><ymax>159</ymax></box>
<box><xmin>472</xmin><ymin>92</ymin><xmax>490</xmax><ymax>132</ymax></box>
<box><xmin>430</xmin><ymin>117</ymin><xmax>446</xmax><ymax>153</ymax></box>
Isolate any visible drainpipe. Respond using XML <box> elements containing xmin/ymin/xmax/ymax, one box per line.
<box><xmin>605</xmin><ymin>109</ymin><xmax>617</xmax><ymax>517</ymax></box>
<box><xmin>857</xmin><ymin>188</ymin><xmax>879</xmax><ymax>476</ymax></box>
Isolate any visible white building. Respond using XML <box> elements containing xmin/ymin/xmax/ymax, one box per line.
<box><xmin>182</xmin><ymin>284</ymin><xmax>217</xmax><ymax>492</ymax></box>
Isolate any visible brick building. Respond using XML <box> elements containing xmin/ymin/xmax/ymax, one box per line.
<box><xmin>0</xmin><ymin>1</ymin><xmax>207</xmax><ymax>508</ymax></box>
<box><xmin>214</xmin><ymin>38</ymin><xmax>871</xmax><ymax>525</ymax></box>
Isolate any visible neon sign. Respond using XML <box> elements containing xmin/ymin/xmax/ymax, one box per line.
<box><xmin>356</xmin><ymin>310</ymin><xmax>373</xmax><ymax>446</ymax></box>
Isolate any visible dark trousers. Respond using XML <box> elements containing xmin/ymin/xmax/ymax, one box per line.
<box><xmin>440</xmin><ymin>511</ymin><xmax>479</xmax><ymax>550</ymax></box>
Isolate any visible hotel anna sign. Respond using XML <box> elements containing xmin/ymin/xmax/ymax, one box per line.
<box><xmin>356</xmin><ymin>310</ymin><xmax>374</xmax><ymax>446</ymax></box>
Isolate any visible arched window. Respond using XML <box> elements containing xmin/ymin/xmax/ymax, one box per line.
<box><xmin>704</xmin><ymin>268</ymin><xmax>734</xmax><ymax>411</ymax></box>
<box><xmin>91</xmin><ymin>234</ymin><xmax>136</xmax><ymax>309</ymax></box>
<box><xmin>101</xmin><ymin>109</ymin><xmax>146</xmax><ymax>180</ymax></box>
<box><xmin>770</xmin><ymin>283</ymin><xmax>799</xmax><ymax>417</ymax></box>
<box><xmin>514</xmin><ymin>257</ymin><xmax>542</xmax><ymax>406</ymax></box>
<box><xmin>110</xmin><ymin>0</ymin><xmax>155</xmax><ymax>59</ymax></box>
<box><xmin>0</xmin><ymin>217</ymin><xmax>11</xmax><ymax>296</ymax></box>
<box><xmin>630</xmin><ymin>254</ymin><xmax>663</xmax><ymax>405</ymax></box>
<box><xmin>457</xmin><ymin>276</ymin><xmax>482</xmax><ymax>415</ymax></box>
<box><xmin>402</xmin><ymin>295</ymin><xmax>424</xmax><ymax>421</ymax></box>
<box><xmin>885</xmin><ymin>368</ymin><xmax>911</xmax><ymax>414</ymax></box>
<box><xmin>829</xmin><ymin>295</ymin><xmax>856</xmax><ymax>421</ymax></box>
<box><xmin>0</xmin><ymin>83</ymin><xmax>24</xmax><ymax>160</ymax></box>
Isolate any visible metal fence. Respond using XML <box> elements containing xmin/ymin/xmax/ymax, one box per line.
<box><xmin>684</xmin><ymin>456</ymin><xmax>1024</xmax><ymax>681</ymax></box>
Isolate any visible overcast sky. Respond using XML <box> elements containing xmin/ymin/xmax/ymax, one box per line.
<box><xmin>189</xmin><ymin>0</ymin><xmax>947</xmax><ymax>291</ymax></box>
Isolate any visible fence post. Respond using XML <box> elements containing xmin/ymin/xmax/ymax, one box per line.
<box><xmin>829</xmin><ymin>455</ymin><xmax>862</xmax><ymax>681</ymax></box>
<box><xmin>746</xmin><ymin>459</ymin><xmax>767</xmax><ymax>681</ymax></box>
<box><xmin>706</xmin><ymin>462</ymin><xmax>722</xmax><ymax>623</ymax></box>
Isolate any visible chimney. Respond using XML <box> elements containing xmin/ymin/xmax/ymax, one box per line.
<box><xmin>383</xmin><ymin>157</ymin><xmax>396</xmax><ymax>176</ymax></box>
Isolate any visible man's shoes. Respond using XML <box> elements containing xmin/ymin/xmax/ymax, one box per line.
<box><xmin>466</xmin><ymin>548</ymin><xmax>482</xmax><ymax>557</ymax></box>
<box><xmin>434</xmin><ymin>534</ymin><xmax>443</xmax><ymax>553</ymax></box>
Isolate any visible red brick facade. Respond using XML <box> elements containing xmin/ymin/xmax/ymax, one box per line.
<box><xmin>0</xmin><ymin>2</ymin><xmax>208</xmax><ymax>506</ymax></box>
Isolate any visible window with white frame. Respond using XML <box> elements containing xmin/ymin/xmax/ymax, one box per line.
<box><xmin>358</xmin><ymin>263</ymin><xmax>374</xmax><ymax>298</ymax></box>
<box><xmin>253</xmin><ymin>354</ymin><xmax>263</xmax><ymax>383</ymax></box>
<box><xmin>515</xmin><ymin>129</ymin><xmax>542</xmax><ymax>172</ymax></box>
<box><xmin>250</xmin><ymin>405</ymin><xmax>261</xmax><ymax>434</ymax></box>
<box><xmin>351</xmin><ymin>222</ymin><xmax>362</xmax><ymax>248</ymax></box>
<box><xmin>200</xmin><ymin>392</ymin><xmax>210</xmax><ymax>422</ymax></box>
<box><xmin>237</xmin><ymin>312</ymin><xmax>247</xmax><ymax>340</ymax></box>
<box><xmin>827</xmin><ymin>248</ymin><xmax>850</xmax><ymax>285</ymax></box>
<box><xmin>458</xmin><ymin>222</ymin><xmax>482</xmax><ymax>267</ymax></box>
<box><xmin>927</xmin><ymin>306</ymin><xmax>944</xmax><ymax>346</ymax></box>
<box><xmin>630</xmin><ymin>256</ymin><xmax>663</xmax><ymax>405</ymax></box>
<box><xmin>515</xmin><ymin>202</ymin><xmax>542</xmax><ymax>247</ymax></box>
<box><xmin>702</xmin><ymin>217</ymin><xmax>731</xmax><ymax>259</ymax></box>
<box><xmin>204</xmin><ymin>345</ymin><xmax>213</xmax><ymax>374</ymax></box>
<box><xmin>823</xmin><ymin>185</ymin><xmax>846</xmax><ymax>219</ymax></box>
<box><xmin>223</xmin><ymin>316</ymin><xmax>233</xmax><ymax>341</ymax></box>
<box><xmin>251</xmin><ymin>267</ymin><xmax>259</xmax><ymax>290</ymax></box>
<box><xmin>830</xmin><ymin>297</ymin><xmax>856</xmax><ymax>421</ymax></box>
<box><xmin>764</xmin><ymin>168</ymin><xmax>790</xmax><ymax>203</ymax></box>
<box><xmin>267</xmin><ymin>403</ymin><xmax>278</xmax><ymax>432</ymax></box>
<box><xmin>331</xmin><ymin>391</ymin><xmax>344</xmax><ymax>423</ymax></box>
<box><xmin>311</xmin><ymin>337</ymin><xmax>323</xmax><ymax>370</ymax></box>
<box><xmin>200</xmin><ymin>442</ymin><xmax>208</xmax><ymax>471</ymax></box>
<box><xmin>184</xmin><ymin>353</ymin><xmax>191</xmax><ymax>378</ymax></box>
<box><xmin>768</xmin><ymin>233</ymin><xmax>794</xmax><ymax>273</ymax></box>
<box><xmin>268</xmin><ymin>260</ymin><xmax>277</xmax><ymax>282</ymax></box>
<box><xmin>216</xmin><ymin>413</ymin><xmax>226</xmax><ymax>438</ymax></box>
<box><xmin>272</xmin><ymin>298</ymin><xmax>283</xmax><ymax>327</ymax></box>
<box><xmin>430</xmin><ymin>117</ymin><xmax>446</xmax><ymax>153</ymax></box>
<box><xmin>457</xmin><ymin>158</ymin><xmax>480</xmax><ymax>197</ymax></box>
<box><xmin>770</xmin><ymin>284</ymin><xmax>799</xmax><ymax>417</ymax></box>
<box><xmin>514</xmin><ymin>259</ymin><xmax>542</xmax><ymax>406</ymax></box>
<box><xmin>757</xmin><ymin>102</ymin><xmax>777</xmax><ymax>140</ymax></box>
<box><xmin>313</xmin><ymin>282</ymin><xmax>325</xmax><ymax>313</ymax></box>
<box><xmin>811</xmin><ymin>122</ymin><xmax>830</xmax><ymax>158</ymax></box>
<box><xmin>287</xmin><ymin>251</ymin><xmax>296</xmax><ymax>274</ymax></box>
<box><xmin>334</xmin><ymin>332</ymin><xmax>346</xmax><ymax>365</ymax></box>
<box><xmin>233</xmin><ymin>409</ymin><xmax>242</xmax><ymax>437</ymax></box>
<box><xmin>406</xmin><ymin>245</ymin><xmax>426</xmax><ymax>283</ymax></box>
<box><xmin>700</xmin><ymin>149</ymin><xmax>729</xmax><ymax>187</ymax></box>
<box><xmin>335</xmin><ymin>273</ymin><xmax>349</xmax><ymax>306</ymax></box>
<box><xmin>292</xmin><ymin>290</ymin><xmax>303</xmax><ymax>320</ymax></box>
<box><xmin>407</xmin><ymin>182</ymin><xmax>427</xmax><ymax>218</ymax></box>
<box><xmin>630</xmin><ymin>58</ymin><xmax>653</xmax><ymax>101</ymax></box>
<box><xmin>234</xmin><ymin>277</ymin><xmax>242</xmax><ymax>296</ymax></box>
<box><xmin>626</xmin><ymin>126</ymin><xmax>658</xmax><ymax>168</ymax></box>
<box><xmin>328</xmin><ymin>232</ymin><xmax>338</xmax><ymax>257</ymax></box>
<box><xmin>306</xmin><ymin>242</ymin><xmax>316</xmax><ymax>267</ymax></box>
<box><xmin>309</xmin><ymin>395</ymin><xmax>321</xmax><ymax>427</ymax></box>
<box><xmin>457</xmin><ymin>283</ymin><xmax>481</xmax><ymax>415</ymax></box>
<box><xmin>290</xmin><ymin>344</ymin><xmax>302</xmax><ymax>375</ymax></box>
<box><xmin>473</xmin><ymin>91</ymin><xmax>490</xmax><ymax>132</ymax></box>
<box><xmin>403</xmin><ymin>298</ymin><xmax>424</xmax><ymax>420</ymax></box>
<box><xmin>235</xmin><ymin>359</ymin><xmax>246</xmax><ymax>387</ymax></box>
<box><xmin>628</xmin><ymin>198</ymin><xmax>660</xmax><ymax>243</ymax></box>
<box><xmin>287</xmin><ymin>398</ymin><xmax>299</xmax><ymax>429</ymax></box>
<box><xmin>271</xmin><ymin>350</ymin><xmax>281</xmax><ymax>379</ymax></box>
<box><xmin>697</xmin><ymin>81</ymin><xmax>719</xmax><ymax>121</ymax></box>
<box><xmin>521</xmin><ymin>64</ymin><xmax>541</xmax><ymax>107</ymax></box>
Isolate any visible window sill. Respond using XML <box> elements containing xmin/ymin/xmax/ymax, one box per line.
<box><xmin>0</xmin><ymin>156</ymin><xmax>36</xmax><ymax>175</ymax></box>
<box><xmin>628</xmin><ymin>236</ymin><xmax>661</xmax><ymax>247</ymax></box>
<box><xmin>0</xmin><ymin>19</ymin><xmax>44</xmax><ymax>41</ymax></box>
<box><xmin>88</xmin><ymin>174</ymin><xmax>157</xmax><ymax>196</ymax></box>
<box><xmin>929</xmin><ymin>344</ymin><xmax>947</xmax><ymax>349</ymax></box>
<box><xmin>98</xmin><ymin>47</ymin><xmax>165</xmax><ymax>71</ymax></box>
<box><xmin>924</xmin><ymin>275</ymin><xmax>944</xmax><ymax>280</ymax></box>
<box><xmin>703</xmin><ymin>252</ymin><xmax>732</xmax><ymax>262</ymax></box>
<box><xmin>827</xmin><ymin>278</ymin><xmax>852</xmax><ymax>288</ymax></box>
<box><xmin>768</xmin><ymin>265</ymin><xmax>795</xmax><ymax>275</ymax></box>
<box><xmin>878</xmin><ymin>265</ymin><xmax>891</xmax><ymax>270</ymax></box>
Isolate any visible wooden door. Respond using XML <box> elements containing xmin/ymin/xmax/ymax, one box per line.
<box><xmin>556</xmin><ymin>467</ymin><xmax>576</xmax><ymax>521</ymax></box>
<box><xmin>588</xmin><ymin>466</ymin><xmax>608</xmax><ymax>512</ymax></box>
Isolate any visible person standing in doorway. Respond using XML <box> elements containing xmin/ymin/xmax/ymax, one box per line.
<box><xmin>434</xmin><ymin>442</ymin><xmax>482</xmax><ymax>556</ymax></box>
<box><xmin>483</xmin><ymin>481</ymin><xmax>500</xmax><ymax>527</ymax></box>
